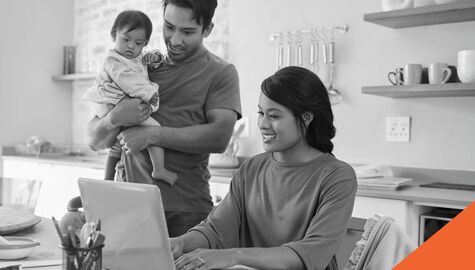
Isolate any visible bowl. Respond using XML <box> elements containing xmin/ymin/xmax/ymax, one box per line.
<box><xmin>0</xmin><ymin>237</ymin><xmax>39</xmax><ymax>259</ymax></box>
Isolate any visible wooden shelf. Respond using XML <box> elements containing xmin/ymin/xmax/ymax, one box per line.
<box><xmin>362</xmin><ymin>83</ymin><xmax>475</xmax><ymax>98</ymax></box>
<box><xmin>364</xmin><ymin>1</ymin><xmax>475</xmax><ymax>28</ymax></box>
<box><xmin>51</xmin><ymin>73</ymin><xmax>96</xmax><ymax>81</ymax></box>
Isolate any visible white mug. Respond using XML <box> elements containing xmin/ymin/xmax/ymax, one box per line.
<box><xmin>382</xmin><ymin>0</ymin><xmax>414</xmax><ymax>11</ymax></box>
<box><xmin>388</xmin><ymin>67</ymin><xmax>404</xmax><ymax>85</ymax></box>
<box><xmin>458</xmin><ymin>50</ymin><xmax>475</xmax><ymax>83</ymax></box>
<box><xmin>400</xmin><ymin>64</ymin><xmax>423</xmax><ymax>85</ymax></box>
<box><xmin>428</xmin><ymin>63</ymin><xmax>452</xmax><ymax>84</ymax></box>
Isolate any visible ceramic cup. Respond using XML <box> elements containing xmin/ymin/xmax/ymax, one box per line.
<box><xmin>382</xmin><ymin>0</ymin><xmax>414</xmax><ymax>11</ymax></box>
<box><xmin>428</xmin><ymin>63</ymin><xmax>452</xmax><ymax>84</ymax></box>
<box><xmin>457</xmin><ymin>50</ymin><xmax>475</xmax><ymax>83</ymax></box>
<box><xmin>388</xmin><ymin>67</ymin><xmax>404</xmax><ymax>85</ymax></box>
<box><xmin>400</xmin><ymin>64</ymin><xmax>423</xmax><ymax>85</ymax></box>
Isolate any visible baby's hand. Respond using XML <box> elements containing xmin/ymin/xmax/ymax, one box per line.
<box><xmin>149</xmin><ymin>92</ymin><xmax>159</xmax><ymax>106</ymax></box>
<box><xmin>143</xmin><ymin>50</ymin><xmax>165</xmax><ymax>70</ymax></box>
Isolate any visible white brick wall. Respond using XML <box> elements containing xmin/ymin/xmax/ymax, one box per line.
<box><xmin>73</xmin><ymin>0</ymin><xmax>229</xmax><ymax>73</ymax></box>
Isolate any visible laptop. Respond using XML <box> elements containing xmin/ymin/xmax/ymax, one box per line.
<box><xmin>78</xmin><ymin>178</ymin><xmax>175</xmax><ymax>270</ymax></box>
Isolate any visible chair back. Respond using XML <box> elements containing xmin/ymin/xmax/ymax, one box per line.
<box><xmin>343</xmin><ymin>214</ymin><xmax>417</xmax><ymax>270</ymax></box>
<box><xmin>335</xmin><ymin>217</ymin><xmax>366</xmax><ymax>268</ymax></box>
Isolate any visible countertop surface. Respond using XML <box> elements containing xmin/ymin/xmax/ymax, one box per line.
<box><xmin>2</xmin><ymin>152</ymin><xmax>475</xmax><ymax>208</ymax></box>
<box><xmin>356</xmin><ymin>182</ymin><xmax>475</xmax><ymax>208</ymax></box>
<box><xmin>0</xmin><ymin>217</ymin><xmax>62</xmax><ymax>269</ymax></box>
<box><xmin>1</xmin><ymin>153</ymin><xmax>107</xmax><ymax>169</ymax></box>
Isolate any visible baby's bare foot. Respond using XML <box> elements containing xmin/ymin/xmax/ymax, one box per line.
<box><xmin>152</xmin><ymin>169</ymin><xmax>178</xmax><ymax>185</ymax></box>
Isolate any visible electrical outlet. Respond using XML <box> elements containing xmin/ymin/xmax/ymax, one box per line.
<box><xmin>386</xmin><ymin>116</ymin><xmax>411</xmax><ymax>142</ymax></box>
<box><xmin>235</xmin><ymin>116</ymin><xmax>249</xmax><ymax>138</ymax></box>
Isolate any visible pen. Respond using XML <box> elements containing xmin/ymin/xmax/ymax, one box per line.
<box><xmin>51</xmin><ymin>216</ymin><xmax>68</xmax><ymax>246</ymax></box>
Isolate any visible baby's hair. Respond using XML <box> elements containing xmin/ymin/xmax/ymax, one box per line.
<box><xmin>111</xmin><ymin>10</ymin><xmax>153</xmax><ymax>45</ymax></box>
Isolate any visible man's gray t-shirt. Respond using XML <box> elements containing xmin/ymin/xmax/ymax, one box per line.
<box><xmin>116</xmin><ymin>47</ymin><xmax>241</xmax><ymax>213</ymax></box>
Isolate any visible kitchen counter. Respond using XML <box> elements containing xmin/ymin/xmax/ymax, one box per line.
<box><xmin>0</xmin><ymin>217</ymin><xmax>62</xmax><ymax>269</ymax></box>
<box><xmin>1</xmin><ymin>145</ymin><xmax>107</xmax><ymax>169</ymax></box>
<box><xmin>1</xmin><ymin>149</ymin><xmax>238</xmax><ymax>179</ymax></box>
<box><xmin>1</xmin><ymin>147</ymin><xmax>240</xmax><ymax>176</ymax></box>
<box><xmin>2</xmin><ymin>148</ymin><xmax>474</xmax><ymax>208</ymax></box>
<box><xmin>357</xmin><ymin>182</ymin><xmax>475</xmax><ymax>209</ymax></box>
<box><xmin>1</xmin><ymin>217</ymin><xmax>255</xmax><ymax>270</ymax></box>
<box><xmin>1</xmin><ymin>153</ymin><xmax>107</xmax><ymax>169</ymax></box>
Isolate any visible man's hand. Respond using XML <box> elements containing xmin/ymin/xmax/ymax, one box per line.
<box><xmin>119</xmin><ymin>125</ymin><xmax>155</xmax><ymax>154</ymax></box>
<box><xmin>108</xmin><ymin>96</ymin><xmax>151</xmax><ymax>128</ymax></box>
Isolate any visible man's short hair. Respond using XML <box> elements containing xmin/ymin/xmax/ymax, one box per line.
<box><xmin>162</xmin><ymin>0</ymin><xmax>217</xmax><ymax>31</ymax></box>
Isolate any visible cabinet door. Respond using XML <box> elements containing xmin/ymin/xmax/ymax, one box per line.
<box><xmin>352</xmin><ymin>196</ymin><xmax>409</xmax><ymax>232</ymax></box>
<box><xmin>34</xmin><ymin>164</ymin><xmax>103</xmax><ymax>218</ymax></box>
<box><xmin>2</xmin><ymin>159</ymin><xmax>104</xmax><ymax>218</ymax></box>
<box><xmin>2</xmin><ymin>159</ymin><xmax>46</xmax><ymax>180</ymax></box>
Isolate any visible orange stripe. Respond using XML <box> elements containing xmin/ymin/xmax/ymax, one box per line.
<box><xmin>394</xmin><ymin>201</ymin><xmax>475</xmax><ymax>269</ymax></box>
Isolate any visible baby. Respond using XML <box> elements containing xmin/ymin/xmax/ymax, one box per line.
<box><xmin>83</xmin><ymin>10</ymin><xmax>177</xmax><ymax>185</ymax></box>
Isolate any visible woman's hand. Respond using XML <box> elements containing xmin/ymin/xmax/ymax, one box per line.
<box><xmin>170</xmin><ymin>237</ymin><xmax>186</xmax><ymax>259</ymax></box>
<box><xmin>175</xmin><ymin>248</ymin><xmax>239</xmax><ymax>270</ymax></box>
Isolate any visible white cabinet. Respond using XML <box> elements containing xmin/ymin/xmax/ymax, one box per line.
<box><xmin>352</xmin><ymin>196</ymin><xmax>428</xmax><ymax>242</ymax></box>
<box><xmin>352</xmin><ymin>196</ymin><xmax>412</xmax><ymax>234</ymax></box>
<box><xmin>1</xmin><ymin>158</ymin><xmax>104</xmax><ymax>218</ymax></box>
<box><xmin>352</xmin><ymin>196</ymin><xmax>409</xmax><ymax>232</ymax></box>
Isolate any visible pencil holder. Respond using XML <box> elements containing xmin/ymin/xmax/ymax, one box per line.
<box><xmin>61</xmin><ymin>244</ymin><xmax>103</xmax><ymax>270</ymax></box>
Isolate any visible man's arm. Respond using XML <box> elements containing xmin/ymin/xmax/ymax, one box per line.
<box><xmin>120</xmin><ymin>108</ymin><xmax>238</xmax><ymax>154</ymax></box>
<box><xmin>86</xmin><ymin>97</ymin><xmax>152</xmax><ymax>151</ymax></box>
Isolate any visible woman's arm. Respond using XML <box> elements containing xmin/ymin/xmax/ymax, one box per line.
<box><xmin>170</xmin><ymin>231</ymin><xmax>210</xmax><ymax>259</ymax></box>
<box><xmin>234</xmin><ymin>247</ymin><xmax>304</xmax><ymax>270</ymax></box>
<box><xmin>174</xmin><ymin>246</ymin><xmax>304</xmax><ymax>270</ymax></box>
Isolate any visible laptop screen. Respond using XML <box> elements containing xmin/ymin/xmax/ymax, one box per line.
<box><xmin>78</xmin><ymin>178</ymin><xmax>175</xmax><ymax>270</ymax></box>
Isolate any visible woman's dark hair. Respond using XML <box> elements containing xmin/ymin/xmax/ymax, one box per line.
<box><xmin>110</xmin><ymin>10</ymin><xmax>153</xmax><ymax>45</ymax></box>
<box><xmin>261</xmin><ymin>66</ymin><xmax>336</xmax><ymax>153</ymax></box>
<box><xmin>162</xmin><ymin>0</ymin><xmax>217</xmax><ymax>31</ymax></box>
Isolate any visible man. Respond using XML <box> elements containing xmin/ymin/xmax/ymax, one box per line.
<box><xmin>87</xmin><ymin>0</ymin><xmax>241</xmax><ymax>237</ymax></box>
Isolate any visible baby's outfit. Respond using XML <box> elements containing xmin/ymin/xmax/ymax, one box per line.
<box><xmin>83</xmin><ymin>49</ymin><xmax>164</xmax><ymax>158</ymax></box>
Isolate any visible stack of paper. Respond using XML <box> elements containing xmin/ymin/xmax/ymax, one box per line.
<box><xmin>357</xmin><ymin>177</ymin><xmax>413</xmax><ymax>191</ymax></box>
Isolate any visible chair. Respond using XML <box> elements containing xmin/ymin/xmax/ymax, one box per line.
<box><xmin>335</xmin><ymin>217</ymin><xmax>367</xmax><ymax>268</ymax></box>
<box><xmin>342</xmin><ymin>214</ymin><xmax>417</xmax><ymax>270</ymax></box>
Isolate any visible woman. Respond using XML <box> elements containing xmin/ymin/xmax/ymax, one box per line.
<box><xmin>171</xmin><ymin>66</ymin><xmax>357</xmax><ymax>270</ymax></box>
